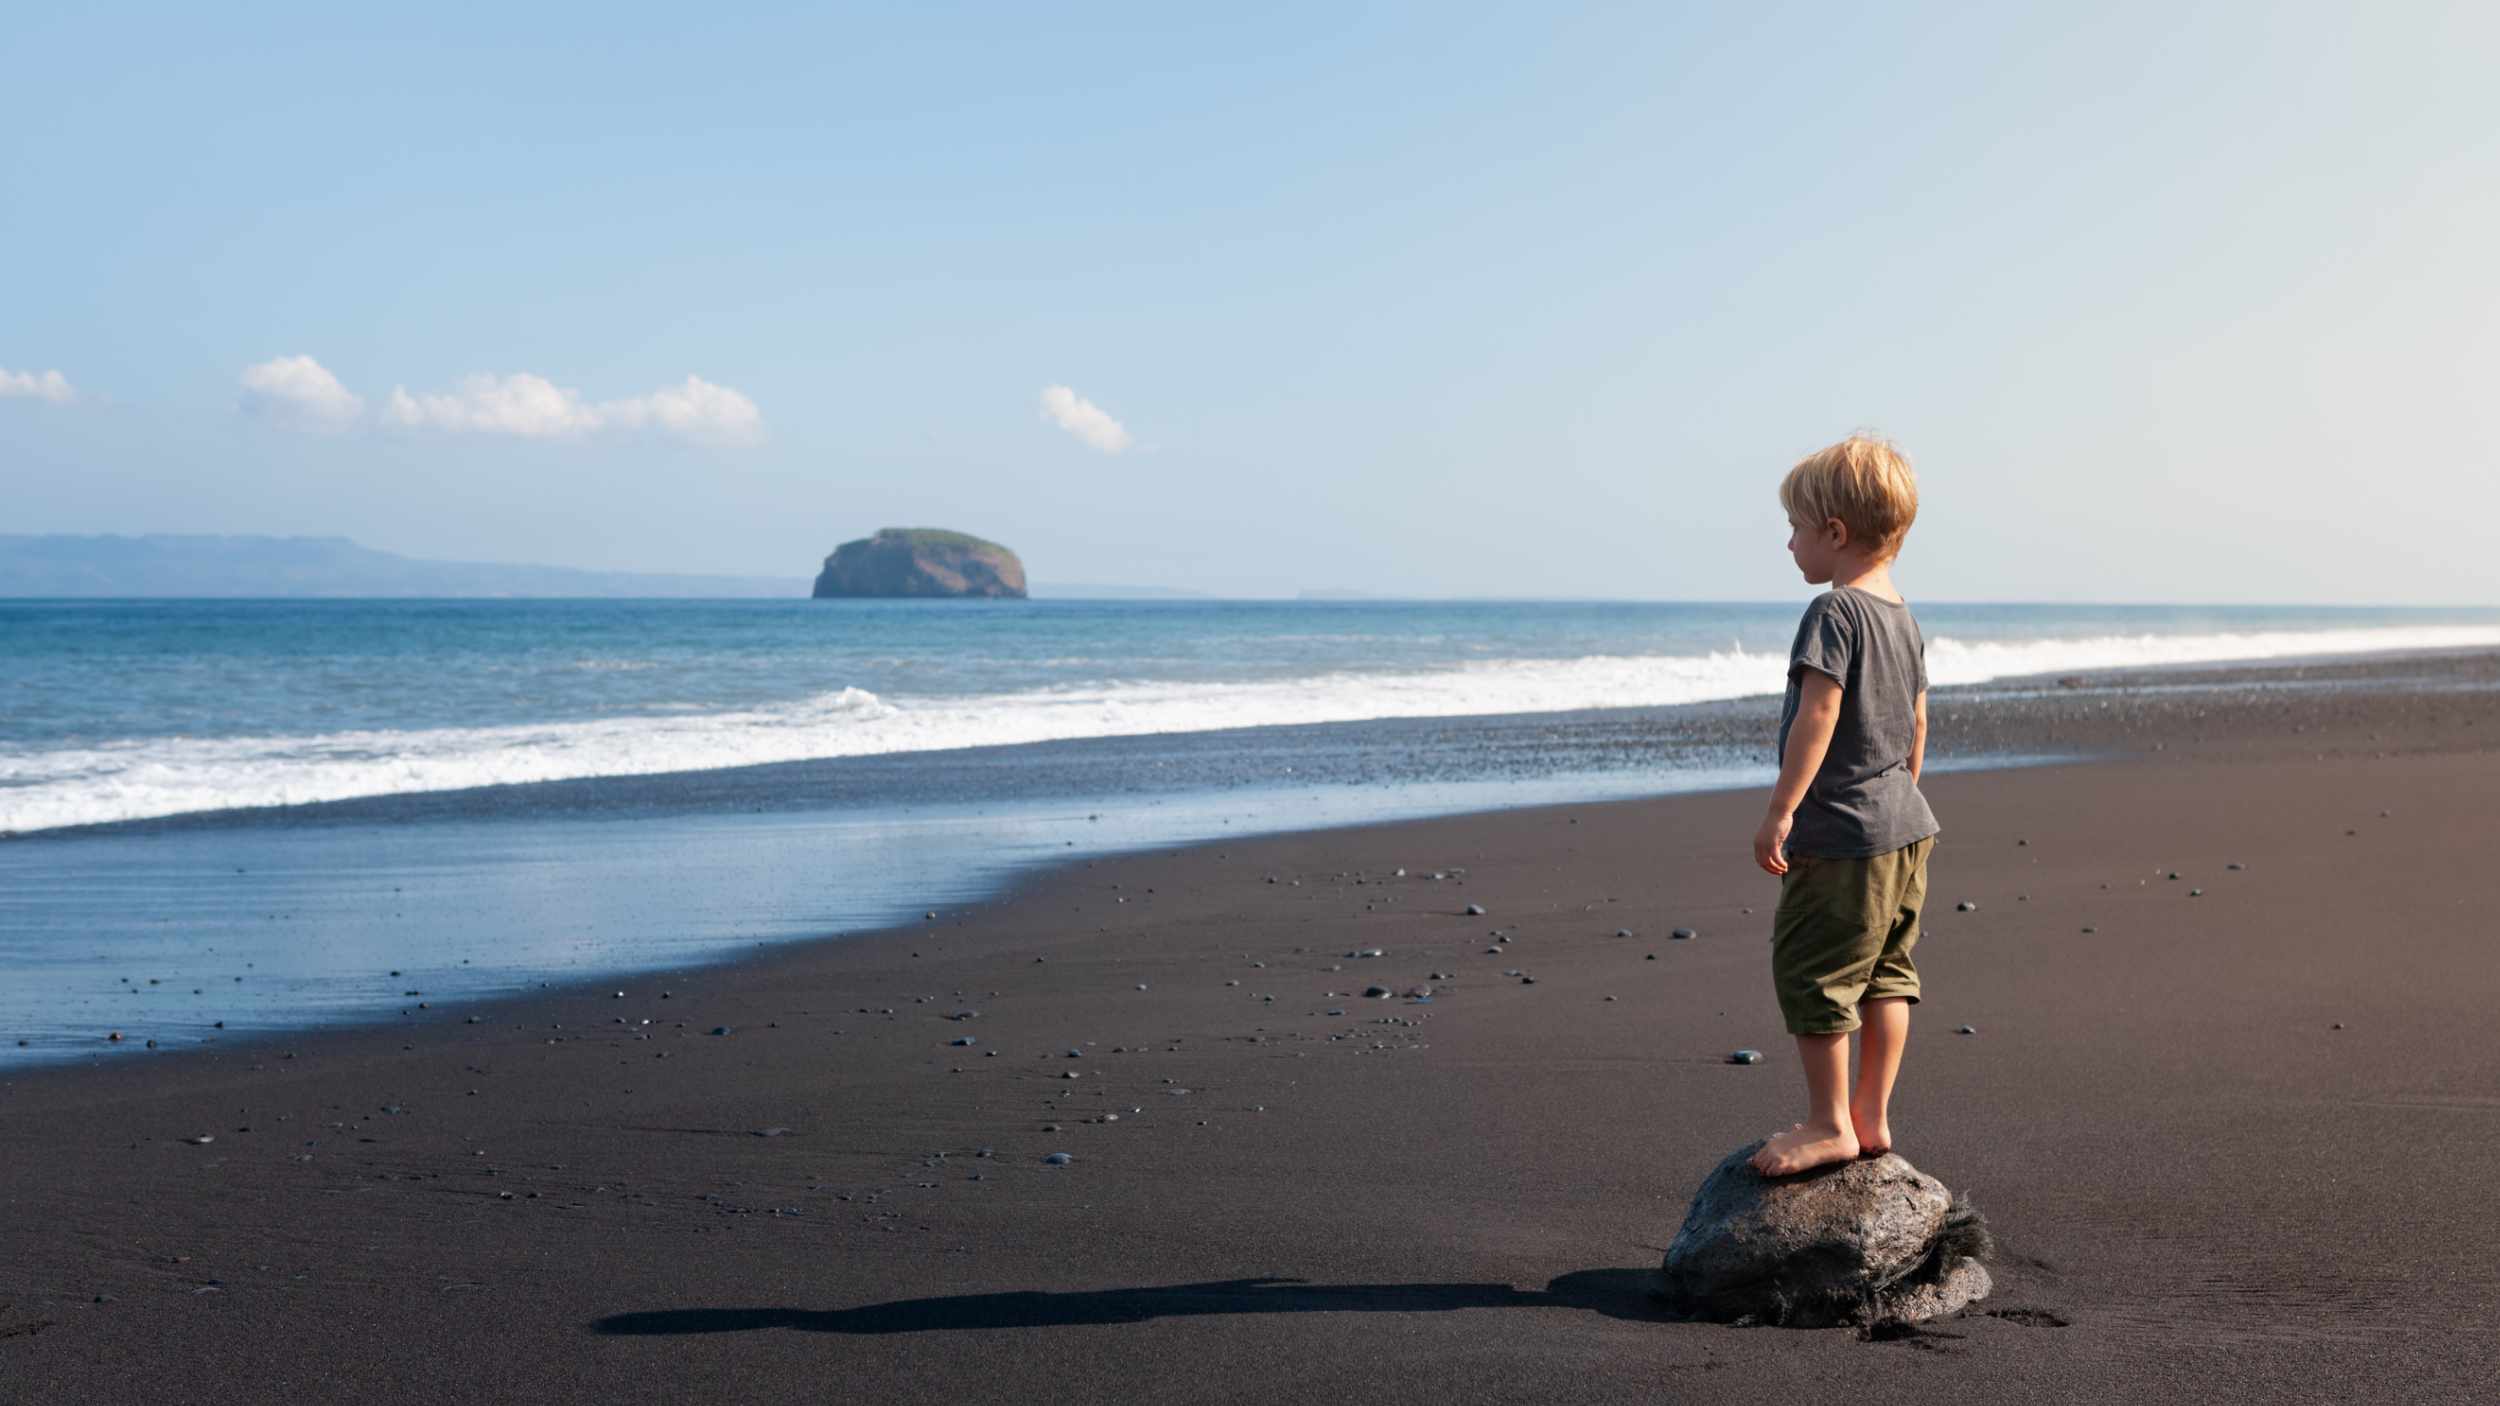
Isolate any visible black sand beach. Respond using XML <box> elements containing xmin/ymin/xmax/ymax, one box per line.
<box><xmin>5</xmin><ymin>649</ymin><xmax>2499</xmax><ymax>1403</ymax></box>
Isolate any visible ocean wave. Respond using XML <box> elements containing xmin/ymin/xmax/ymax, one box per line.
<box><xmin>5</xmin><ymin>624</ymin><xmax>2495</xmax><ymax>832</ymax></box>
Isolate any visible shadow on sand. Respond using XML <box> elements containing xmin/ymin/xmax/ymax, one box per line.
<box><xmin>593</xmin><ymin>1268</ymin><xmax>1671</xmax><ymax>1337</ymax></box>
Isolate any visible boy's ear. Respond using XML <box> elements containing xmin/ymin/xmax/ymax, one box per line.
<box><xmin>1823</xmin><ymin>516</ymin><xmax>1851</xmax><ymax>551</ymax></box>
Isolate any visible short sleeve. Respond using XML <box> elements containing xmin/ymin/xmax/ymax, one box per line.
<box><xmin>1790</xmin><ymin>596</ymin><xmax>1854</xmax><ymax>688</ymax></box>
<box><xmin>1915</xmin><ymin>623</ymin><xmax>1929</xmax><ymax>695</ymax></box>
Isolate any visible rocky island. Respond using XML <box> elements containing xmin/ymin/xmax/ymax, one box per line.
<box><xmin>810</xmin><ymin>528</ymin><xmax>1028</xmax><ymax>599</ymax></box>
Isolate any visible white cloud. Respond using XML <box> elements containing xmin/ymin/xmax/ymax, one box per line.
<box><xmin>236</xmin><ymin>357</ymin><xmax>764</xmax><ymax>444</ymax></box>
<box><xmin>383</xmin><ymin>373</ymin><xmax>600</xmax><ymax>438</ymax></box>
<box><xmin>383</xmin><ymin>371</ymin><xmax>764</xmax><ymax>444</ymax></box>
<box><xmin>0</xmin><ymin>368</ymin><xmax>76</xmax><ymax>404</ymax></box>
<box><xmin>1039</xmin><ymin>384</ymin><xmax>1133</xmax><ymax>453</ymax></box>
<box><xmin>240</xmin><ymin>355</ymin><xmax>365</xmax><ymax>429</ymax></box>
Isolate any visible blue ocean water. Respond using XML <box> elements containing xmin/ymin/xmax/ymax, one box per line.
<box><xmin>8</xmin><ymin>598</ymin><xmax>2498</xmax><ymax>834</ymax></box>
<box><xmin>2</xmin><ymin>597</ymin><xmax>2495</xmax><ymax>1066</ymax></box>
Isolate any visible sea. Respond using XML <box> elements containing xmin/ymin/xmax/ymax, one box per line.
<box><xmin>5</xmin><ymin>597</ymin><xmax>2496</xmax><ymax>1066</ymax></box>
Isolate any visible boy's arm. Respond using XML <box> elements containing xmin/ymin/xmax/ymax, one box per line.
<box><xmin>1754</xmin><ymin>670</ymin><xmax>1843</xmax><ymax>876</ymax></box>
<box><xmin>1910</xmin><ymin>688</ymin><xmax>1928</xmax><ymax>785</ymax></box>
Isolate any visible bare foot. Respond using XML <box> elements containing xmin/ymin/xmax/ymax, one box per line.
<box><xmin>1749</xmin><ymin>1122</ymin><xmax>1859</xmax><ymax>1176</ymax></box>
<box><xmin>1849</xmin><ymin>1101</ymin><xmax>1892</xmax><ymax>1157</ymax></box>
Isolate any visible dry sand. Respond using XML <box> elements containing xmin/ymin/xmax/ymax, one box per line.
<box><xmin>5</xmin><ymin>651</ymin><xmax>2498</xmax><ymax>1403</ymax></box>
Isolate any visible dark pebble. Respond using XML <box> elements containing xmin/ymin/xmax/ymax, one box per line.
<box><xmin>2188</xmin><ymin>888</ymin><xmax>2203</xmax><ymax>897</ymax></box>
<box><xmin>1727</xmin><ymin>1049</ymin><xmax>1761</xmax><ymax>1065</ymax></box>
<box><xmin>1957</xmin><ymin>1025</ymin><xmax>1977</xmax><ymax>1035</ymax></box>
<box><xmin>1465</xmin><ymin>904</ymin><xmax>1486</xmax><ymax>916</ymax></box>
<box><xmin>1043</xmin><ymin>1152</ymin><xmax>1073</xmax><ymax>1166</ymax></box>
<box><xmin>709</xmin><ymin>1026</ymin><xmax>731</xmax><ymax>1036</ymax></box>
<box><xmin>1955</xmin><ymin>901</ymin><xmax>1976</xmax><ymax>913</ymax></box>
<box><xmin>950</xmin><ymin>1036</ymin><xmax>976</xmax><ymax>1046</ymax></box>
<box><xmin>1671</xmin><ymin>928</ymin><xmax>1696</xmax><ymax>940</ymax></box>
<box><xmin>1615</xmin><ymin>929</ymin><xmax>1633</xmax><ymax>938</ymax></box>
<box><xmin>1363</xmin><ymin>985</ymin><xmax>1392</xmax><ymax>999</ymax></box>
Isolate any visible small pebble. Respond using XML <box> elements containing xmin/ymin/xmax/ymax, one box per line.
<box><xmin>1615</xmin><ymin>929</ymin><xmax>1633</xmax><ymax>938</ymax></box>
<box><xmin>1727</xmin><ymin>1049</ymin><xmax>1761</xmax><ymax>1065</ymax></box>
<box><xmin>709</xmin><ymin>1026</ymin><xmax>731</xmax><ymax>1036</ymax></box>
<box><xmin>1955</xmin><ymin>901</ymin><xmax>1976</xmax><ymax>913</ymax></box>
<box><xmin>1957</xmin><ymin>1025</ymin><xmax>1977</xmax><ymax>1035</ymax></box>
<box><xmin>2188</xmin><ymin>888</ymin><xmax>2203</xmax><ymax>897</ymax></box>
<box><xmin>950</xmin><ymin>1036</ymin><xmax>976</xmax><ymax>1047</ymax></box>
<box><xmin>1671</xmin><ymin>928</ymin><xmax>1696</xmax><ymax>941</ymax></box>
<box><xmin>1363</xmin><ymin>985</ymin><xmax>1392</xmax><ymax>999</ymax></box>
<box><xmin>1465</xmin><ymin>904</ymin><xmax>1486</xmax><ymax>916</ymax></box>
<box><xmin>1044</xmin><ymin>1152</ymin><xmax>1072</xmax><ymax>1166</ymax></box>
<box><xmin>2331</xmin><ymin>1022</ymin><xmax>2346</xmax><ymax>1030</ymax></box>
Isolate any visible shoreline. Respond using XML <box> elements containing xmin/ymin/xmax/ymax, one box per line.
<box><xmin>11</xmin><ymin>637</ymin><xmax>2500</xmax><ymax>844</ymax></box>
<box><xmin>6</xmin><ymin>705</ymin><xmax>2499</xmax><ymax>1398</ymax></box>
<box><xmin>3</xmin><ymin>645</ymin><xmax>2496</xmax><ymax>1072</ymax></box>
<box><xmin>19</xmin><ymin>637</ymin><xmax>2500</xmax><ymax>840</ymax></box>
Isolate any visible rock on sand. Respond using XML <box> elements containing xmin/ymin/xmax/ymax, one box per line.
<box><xmin>1657</xmin><ymin>1138</ymin><xmax>1993</xmax><ymax>1328</ymax></box>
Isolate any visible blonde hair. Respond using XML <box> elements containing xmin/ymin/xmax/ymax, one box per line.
<box><xmin>1778</xmin><ymin>433</ymin><xmax>1919</xmax><ymax>561</ymax></box>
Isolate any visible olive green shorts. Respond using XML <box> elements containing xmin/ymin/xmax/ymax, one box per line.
<box><xmin>1770</xmin><ymin>835</ymin><xmax>1935</xmax><ymax>1035</ymax></box>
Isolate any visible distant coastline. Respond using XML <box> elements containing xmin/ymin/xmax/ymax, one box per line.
<box><xmin>0</xmin><ymin>534</ymin><xmax>1198</xmax><ymax>600</ymax></box>
<box><xmin>0</xmin><ymin>533</ymin><xmax>800</xmax><ymax>599</ymax></box>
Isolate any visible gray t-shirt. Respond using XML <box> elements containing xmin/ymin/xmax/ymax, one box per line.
<box><xmin>1774</xmin><ymin>585</ymin><xmax>1940</xmax><ymax>858</ymax></box>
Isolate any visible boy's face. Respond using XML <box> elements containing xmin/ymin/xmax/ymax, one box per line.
<box><xmin>1785</xmin><ymin>514</ymin><xmax>1847</xmax><ymax>585</ymax></box>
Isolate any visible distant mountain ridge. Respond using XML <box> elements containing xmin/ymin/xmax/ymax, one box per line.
<box><xmin>0</xmin><ymin>534</ymin><xmax>802</xmax><ymax>598</ymax></box>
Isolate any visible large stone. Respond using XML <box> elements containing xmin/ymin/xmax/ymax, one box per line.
<box><xmin>1657</xmin><ymin>1139</ymin><xmax>1993</xmax><ymax>1327</ymax></box>
<box><xmin>811</xmin><ymin>528</ymin><xmax>1027</xmax><ymax>599</ymax></box>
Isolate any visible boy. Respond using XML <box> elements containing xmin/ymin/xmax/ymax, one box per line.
<box><xmin>1747</xmin><ymin>434</ymin><xmax>1938</xmax><ymax>1178</ymax></box>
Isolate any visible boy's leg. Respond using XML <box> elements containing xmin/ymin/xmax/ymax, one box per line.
<box><xmin>1853</xmin><ymin>835</ymin><xmax>1934</xmax><ymax>1155</ymax></box>
<box><xmin>1754</xmin><ymin>854</ymin><xmax>1874</xmax><ymax>1176</ymax></box>
<box><xmin>1850</xmin><ymin>997</ymin><xmax>1909</xmax><ymax>1155</ymax></box>
<box><xmin>1748</xmin><ymin>1031</ymin><xmax>1858</xmax><ymax>1175</ymax></box>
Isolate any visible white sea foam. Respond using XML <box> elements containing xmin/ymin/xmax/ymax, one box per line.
<box><xmin>4</xmin><ymin>624</ymin><xmax>2494</xmax><ymax>832</ymax></box>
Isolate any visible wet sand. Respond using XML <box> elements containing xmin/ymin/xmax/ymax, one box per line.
<box><xmin>5</xmin><ymin>650</ymin><xmax>2498</xmax><ymax>1402</ymax></box>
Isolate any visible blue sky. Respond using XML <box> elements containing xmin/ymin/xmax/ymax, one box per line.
<box><xmin>4</xmin><ymin>2</ymin><xmax>2494</xmax><ymax>601</ymax></box>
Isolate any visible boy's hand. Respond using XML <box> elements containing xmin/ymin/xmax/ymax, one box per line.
<box><xmin>1754</xmin><ymin>811</ymin><xmax>1793</xmax><ymax>875</ymax></box>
